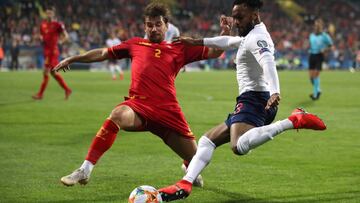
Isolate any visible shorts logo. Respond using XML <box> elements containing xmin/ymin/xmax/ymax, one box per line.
<box><xmin>234</xmin><ymin>103</ymin><xmax>243</xmax><ymax>114</ymax></box>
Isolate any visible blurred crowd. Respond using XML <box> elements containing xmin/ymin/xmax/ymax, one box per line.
<box><xmin>0</xmin><ymin>0</ymin><xmax>359</xmax><ymax>70</ymax></box>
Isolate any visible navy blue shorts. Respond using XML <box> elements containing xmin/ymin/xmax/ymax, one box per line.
<box><xmin>225</xmin><ymin>91</ymin><xmax>278</xmax><ymax>128</ymax></box>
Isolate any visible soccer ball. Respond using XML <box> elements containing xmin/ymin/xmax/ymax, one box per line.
<box><xmin>128</xmin><ymin>185</ymin><xmax>163</xmax><ymax>203</ymax></box>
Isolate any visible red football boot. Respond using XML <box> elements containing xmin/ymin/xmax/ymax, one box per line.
<box><xmin>288</xmin><ymin>108</ymin><xmax>326</xmax><ymax>130</ymax></box>
<box><xmin>158</xmin><ymin>180</ymin><xmax>192</xmax><ymax>202</ymax></box>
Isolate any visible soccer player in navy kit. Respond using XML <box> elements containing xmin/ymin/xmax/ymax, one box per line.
<box><xmin>159</xmin><ymin>1</ymin><xmax>327</xmax><ymax>201</ymax></box>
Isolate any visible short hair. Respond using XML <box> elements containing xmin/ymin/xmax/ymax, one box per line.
<box><xmin>233</xmin><ymin>0</ymin><xmax>263</xmax><ymax>10</ymax></box>
<box><xmin>45</xmin><ymin>5</ymin><xmax>56</xmax><ymax>12</ymax></box>
<box><xmin>143</xmin><ymin>2</ymin><xmax>170</xmax><ymax>23</ymax></box>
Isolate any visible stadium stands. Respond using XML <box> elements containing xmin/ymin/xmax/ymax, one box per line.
<box><xmin>0</xmin><ymin>0</ymin><xmax>358</xmax><ymax>70</ymax></box>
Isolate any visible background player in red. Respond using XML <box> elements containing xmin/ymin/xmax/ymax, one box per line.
<box><xmin>54</xmin><ymin>3</ymin><xmax>229</xmax><ymax>187</ymax></box>
<box><xmin>32</xmin><ymin>6</ymin><xmax>72</xmax><ymax>100</ymax></box>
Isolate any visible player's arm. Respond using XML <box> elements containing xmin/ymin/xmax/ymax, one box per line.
<box><xmin>180</xmin><ymin>35</ymin><xmax>241</xmax><ymax>58</ymax></box>
<box><xmin>59</xmin><ymin>29</ymin><xmax>70</xmax><ymax>44</ymax></box>
<box><xmin>199</xmin><ymin>15</ymin><xmax>234</xmax><ymax>58</ymax></box>
<box><xmin>248</xmin><ymin>36</ymin><xmax>280</xmax><ymax>109</ymax></box>
<box><xmin>263</xmin><ymin>59</ymin><xmax>281</xmax><ymax>110</ymax></box>
<box><xmin>321</xmin><ymin>33</ymin><xmax>334</xmax><ymax>55</ymax></box>
<box><xmin>54</xmin><ymin>48</ymin><xmax>109</xmax><ymax>72</ymax></box>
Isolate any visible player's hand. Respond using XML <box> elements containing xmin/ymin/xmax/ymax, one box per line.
<box><xmin>265</xmin><ymin>93</ymin><xmax>281</xmax><ymax>110</ymax></box>
<box><xmin>220</xmin><ymin>15</ymin><xmax>232</xmax><ymax>35</ymax></box>
<box><xmin>173</xmin><ymin>36</ymin><xmax>198</xmax><ymax>46</ymax></box>
<box><xmin>53</xmin><ymin>58</ymin><xmax>71</xmax><ymax>72</ymax></box>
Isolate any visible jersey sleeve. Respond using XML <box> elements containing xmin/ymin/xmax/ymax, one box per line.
<box><xmin>246</xmin><ymin>34</ymin><xmax>280</xmax><ymax>94</ymax></box>
<box><xmin>324</xmin><ymin>33</ymin><xmax>333</xmax><ymax>46</ymax></box>
<box><xmin>183</xmin><ymin>45</ymin><xmax>209</xmax><ymax>64</ymax></box>
<box><xmin>204</xmin><ymin>36</ymin><xmax>242</xmax><ymax>50</ymax></box>
<box><xmin>108</xmin><ymin>39</ymin><xmax>132</xmax><ymax>59</ymax></box>
<box><xmin>246</xmin><ymin>34</ymin><xmax>275</xmax><ymax>63</ymax></box>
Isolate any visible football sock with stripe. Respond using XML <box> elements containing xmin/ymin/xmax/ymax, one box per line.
<box><xmin>85</xmin><ymin>119</ymin><xmax>119</xmax><ymax>165</ymax></box>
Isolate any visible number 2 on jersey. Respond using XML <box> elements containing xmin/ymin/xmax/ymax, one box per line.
<box><xmin>155</xmin><ymin>49</ymin><xmax>161</xmax><ymax>58</ymax></box>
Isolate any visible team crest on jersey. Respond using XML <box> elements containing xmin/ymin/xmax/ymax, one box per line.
<box><xmin>257</xmin><ymin>40</ymin><xmax>268</xmax><ymax>48</ymax></box>
<box><xmin>257</xmin><ymin>40</ymin><xmax>270</xmax><ymax>54</ymax></box>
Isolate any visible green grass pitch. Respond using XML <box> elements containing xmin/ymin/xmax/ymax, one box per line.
<box><xmin>0</xmin><ymin>70</ymin><xmax>359</xmax><ymax>202</ymax></box>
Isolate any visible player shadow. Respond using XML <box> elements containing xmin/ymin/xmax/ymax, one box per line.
<box><xmin>204</xmin><ymin>186</ymin><xmax>360</xmax><ymax>203</ymax></box>
<box><xmin>294</xmin><ymin>99</ymin><xmax>315</xmax><ymax>109</ymax></box>
<box><xmin>204</xmin><ymin>186</ymin><xmax>278</xmax><ymax>203</ymax></box>
<box><xmin>39</xmin><ymin>195</ymin><xmax>121</xmax><ymax>203</ymax></box>
<box><xmin>0</xmin><ymin>99</ymin><xmax>36</xmax><ymax>106</ymax></box>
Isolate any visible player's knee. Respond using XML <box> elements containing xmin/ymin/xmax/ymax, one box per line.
<box><xmin>231</xmin><ymin>145</ymin><xmax>247</xmax><ymax>155</ymax></box>
<box><xmin>231</xmin><ymin>145</ymin><xmax>240</xmax><ymax>155</ymax></box>
<box><xmin>232</xmin><ymin>138</ymin><xmax>250</xmax><ymax>156</ymax></box>
<box><xmin>109</xmin><ymin>106</ymin><xmax>130</xmax><ymax>128</ymax></box>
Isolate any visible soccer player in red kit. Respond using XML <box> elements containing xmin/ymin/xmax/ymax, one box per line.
<box><xmin>55</xmin><ymin>3</ymin><xmax>230</xmax><ymax>186</ymax></box>
<box><xmin>32</xmin><ymin>6</ymin><xmax>72</xmax><ymax>100</ymax></box>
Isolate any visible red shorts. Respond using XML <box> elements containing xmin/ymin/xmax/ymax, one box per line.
<box><xmin>44</xmin><ymin>52</ymin><xmax>59</xmax><ymax>69</ymax></box>
<box><xmin>118</xmin><ymin>97</ymin><xmax>195</xmax><ymax>140</ymax></box>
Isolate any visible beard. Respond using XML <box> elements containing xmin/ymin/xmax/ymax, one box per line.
<box><xmin>238</xmin><ymin>22</ymin><xmax>255</xmax><ymax>37</ymax></box>
<box><xmin>149</xmin><ymin>33</ymin><xmax>163</xmax><ymax>43</ymax></box>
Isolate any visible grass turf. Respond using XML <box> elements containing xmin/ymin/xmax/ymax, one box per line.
<box><xmin>0</xmin><ymin>70</ymin><xmax>359</xmax><ymax>203</ymax></box>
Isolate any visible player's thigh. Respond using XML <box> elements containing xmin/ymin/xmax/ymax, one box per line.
<box><xmin>109</xmin><ymin>105</ymin><xmax>144</xmax><ymax>131</ymax></box>
<box><xmin>43</xmin><ymin>68</ymin><xmax>51</xmax><ymax>75</ymax></box>
<box><xmin>204</xmin><ymin>123</ymin><xmax>231</xmax><ymax>147</ymax></box>
<box><xmin>230</xmin><ymin>122</ymin><xmax>255</xmax><ymax>153</ymax></box>
<box><xmin>165</xmin><ymin>131</ymin><xmax>197</xmax><ymax>161</ymax></box>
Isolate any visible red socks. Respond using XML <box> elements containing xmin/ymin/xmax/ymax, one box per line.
<box><xmin>36</xmin><ymin>73</ymin><xmax>70</xmax><ymax>97</ymax></box>
<box><xmin>85</xmin><ymin>119</ymin><xmax>120</xmax><ymax>164</ymax></box>
<box><xmin>37</xmin><ymin>74</ymin><xmax>49</xmax><ymax>96</ymax></box>
<box><xmin>53</xmin><ymin>73</ymin><xmax>70</xmax><ymax>91</ymax></box>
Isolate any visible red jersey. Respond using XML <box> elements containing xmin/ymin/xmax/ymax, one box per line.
<box><xmin>40</xmin><ymin>20</ymin><xmax>65</xmax><ymax>54</ymax></box>
<box><xmin>108</xmin><ymin>37</ymin><xmax>209</xmax><ymax>137</ymax></box>
<box><xmin>108</xmin><ymin>37</ymin><xmax>209</xmax><ymax>102</ymax></box>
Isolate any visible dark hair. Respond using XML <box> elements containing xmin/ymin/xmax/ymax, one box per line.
<box><xmin>45</xmin><ymin>5</ymin><xmax>56</xmax><ymax>12</ymax></box>
<box><xmin>233</xmin><ymin>0</ymin><xmax>263</xmax><ymax>10</ymax></box>
<box><xmin>143</xmin><ymin>2</ymin><xmax>170</xmax><ymax>23</ymax></box>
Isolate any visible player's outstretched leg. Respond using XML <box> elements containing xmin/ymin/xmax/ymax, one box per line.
<box><xmin>61</xmin><ymin>166</ymin><xmax>90</xmax><ymax>186</ymax></box>
<box><xmin>158</xmin><ymin>179</ymin><xmax>192</xmax><ymax>202</ymax></box>
<box><xmin>181</xmin><ymin>164</ymin><xmax>204</xmax><ymax>187</ymax></box>
<box><xmin>288</xmin><ymin>108</ymin><xmax>326</xmax><ymax>130</ymax></box>
<box><xmin>160</xmin><ymin>136</ymin><xmax>216</xmax><ymax>201</ymax></box>
<box><xmin>181</xmin><ymin>164</ymin><xmax>203</xmax><ymax>187</ymax></box>
<box><xmin>61</xmin><ymin>119</ymin><xmax>119</xmax><ymax>186</ymax></box>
